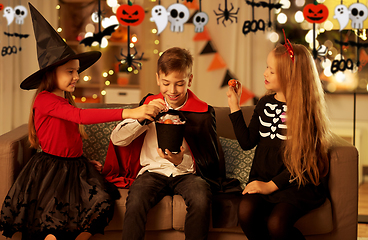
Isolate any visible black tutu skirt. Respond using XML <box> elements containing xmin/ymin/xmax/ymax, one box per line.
<box><xmin>0</xmin><ymin>152</ymin><xmax>120</xmax><ymax>240</ymax></box>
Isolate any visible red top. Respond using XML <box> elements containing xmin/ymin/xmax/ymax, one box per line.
<box><xmin>33</xmin><ymin>91</ymin><xmax>123</xmax><ymax>158</ymax></box>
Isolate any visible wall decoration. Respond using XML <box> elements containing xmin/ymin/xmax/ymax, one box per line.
<box><xmin>243</xmin><ymin>0</ymin><xmax>282</xmax><ymax>36</ymax></box>
<box><xmin>167</xmin><ymin>3</ymin><xmax>190</xmax><ymax>32</ymax></box>
<box><xmin>14</xmin><ymin>5</ymin><xmax>27</xmax><ymax>24</ymax></box>
<box><xmin>80</xmin><ymin>0</ymin><xmax>118</xmax><ymax>47</ymax></box>
<box><xmin>303</xmin><ymin>2</ymin><xmax>329</xmax><ymax>24</ymax></box>
<box><xmin>150</xmin><ymin>5</ymin><xmax>169</xmax><ymax>35</ymax></box>
<box><xmin>303</xmin><ymin>1</ymin><xmax>328</xmax><ymax>59</ymax></box>
<box><xmin>334</xmin><ymin>4</ymin><xmax>350</xmax><ymax>31</ymax></box>
<box><xmin>116</xmin><ymin>1</ymin><xmax>144</xmax><ymax>72</ymax></box>
<box><xmin>3</xmin><ymin>6</ymin><xmax>14</xmax><ymax>25</ymax></box>
<box><xmin>213</xmin><ymin>0</ymin><xmax>239</xmax><ymax>27</ymax></box>
<box><xmin>116</xmin><ymin>2</ymin><xmax>145</xmax><ymax>27</ymax></box>
<box><xmin>193</xmin><ymin>27</ymin><xmax>211</xmax><ymax>41</ymax></box>
<box><xmin>207</xmin><ymin>53</ymin><xmax>226</xmax><ymax>71</ymax></box>
<box><xmin>2</xmin><ymin>4</ymin><xmax>29</xmax><ymax>56</ymax></box>
<box><xmin>348</xmin><ymin>3</ymin><xmax>368</xmax><ymax>29</ymax></box>
<box><xmin>200</xmin><ymin>41</ymin><xmax>216</xmax><ymax>54</ymax></box>
<box><xmin>192</xmin><ymin>0</ymin><xmax>208</xmax><ymax>33</ymax></box>
<box><xmin>0</xmin><ymin>4</ymin><xmax>4</xmax><ymax>11</ymax></box>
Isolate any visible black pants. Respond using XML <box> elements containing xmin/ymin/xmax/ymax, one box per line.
<box><xmin>122</xmin><ymin>172</ymin><xmax>212</xmax><ymax>240</ymax></box>
<box><xmin>238</xmin><ymin>193</ymin><xmax>307</xmax><ymax>240</ymax></box>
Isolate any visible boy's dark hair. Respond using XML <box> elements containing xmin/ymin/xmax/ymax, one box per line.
<box><xmin>157</xmin><ymin>47</ymin><xmax>193</xmax><ymax>77</ymax></box>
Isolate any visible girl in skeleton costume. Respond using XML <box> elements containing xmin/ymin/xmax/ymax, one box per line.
<box><xmin>226</xmin><ymin>40</ymin><xmax>331</xmax><ymax>240</ymax></box>
<box><xmin>0</xmin><ymin>4</ymin><xmax>165</xmax><ymax>240</ymax></box>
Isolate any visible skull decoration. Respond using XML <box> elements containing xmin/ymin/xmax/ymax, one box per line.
<box><xmin>167</xmin><ymin>3</ymin><xmax>189</xmax><ymax>32</ymax></box>
<box><xmin>193</xmin><ymin>12</ymin><xmax>209</xmax><ymax>33</ymax></box>
<box><xmin>349</xmin><ymin>3</ymin><xmax>368</xmax><ymax>29</ymax></box>
<box><xmin>14</xmin><ymin>5</ymin><xmax>28</xmax><ymax>25</ymax></box>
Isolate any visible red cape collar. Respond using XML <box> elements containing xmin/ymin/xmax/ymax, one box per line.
<box><xmin>144</xmin><ymin>89</ymin><xmax>208</xmax><ymax>113</ymax></box>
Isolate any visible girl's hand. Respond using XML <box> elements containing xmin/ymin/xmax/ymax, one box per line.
<box><xmin>122</xmin><ymin>99</ymin><xmax>167</xmax><ymax>122</ymax></box>
<box><xmin>157</xmin><ymin>146</ymin><xmax>185</xmax><ymax>166</ymax></box>
<box><xmin>90</xmin><ymin>160</ymin><xmax>103</xmax><ymax>173</ymax></box>
<box><xmin>226</xmin><ymin>81</ymin><xmax>242</xmax><ymax>113</ymax></box>
<box><xmin>242</xmin><ymin>180</ymin><xmax>279</xmax><ymax>195</ymax></box>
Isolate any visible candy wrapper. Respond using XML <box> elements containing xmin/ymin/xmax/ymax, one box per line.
<box><xmin>155</xmin><ymin>110</ymin><xmax>186</xmax><ymax>153</ymax></box>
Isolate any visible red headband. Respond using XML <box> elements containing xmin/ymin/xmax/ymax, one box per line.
<box><xmin>283</xmin><ymin>29</ymin><xmax>295</xmax><ymax>63</ymax></box>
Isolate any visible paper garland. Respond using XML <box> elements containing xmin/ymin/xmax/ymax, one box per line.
<box><xmin>194</xmin><ymin>27</ymin><xmax>255</xmax><ymax>105</ymax></box>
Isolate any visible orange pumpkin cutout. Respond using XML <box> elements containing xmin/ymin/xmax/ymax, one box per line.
<box><xmin>110</xmin><ymin>26</ymin><xmax>128</xmax><ymax>42</ymax></box>
<box><xmin>117</xmin><ymin>4</ymin><xmax>145</xmax><ymax>26</ymax></box>
<box><xmin>303</xmin><ymin>3</ymin><xmax>329</xmax><ymax>24</ymax></box>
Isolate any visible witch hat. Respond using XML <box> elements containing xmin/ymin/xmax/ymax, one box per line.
<box><xmin>20</xmin><ymin>3</ymin><xmax>101</xmax><ymax>90</ymax></box>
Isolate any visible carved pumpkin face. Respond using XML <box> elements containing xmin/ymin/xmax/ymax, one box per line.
<box><xmin>303</xmin><ymin>3</ymin><xmax>329</xmax><ymax>23</ymax></box>
<box><xmin>117</xmin><ymin>4</ymin><xmax>145</xmax><ymax>26</ymax></box>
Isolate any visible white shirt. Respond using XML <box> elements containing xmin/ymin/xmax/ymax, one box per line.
<box><xmin>110</xmin><ymin>97</ymin><xmax>195</xmax><ymax>177</ymax></box>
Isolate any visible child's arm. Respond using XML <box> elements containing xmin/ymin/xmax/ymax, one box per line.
<box><xmin>110</xmin><ymin>119</ymin><xmax>148</xmax><ymax>147</ymax></box>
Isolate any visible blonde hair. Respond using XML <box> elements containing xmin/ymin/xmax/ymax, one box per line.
<box><xmin>272</xmin><ymin>43</ymin><xmax>331</xmax><ymax>187</ymax></box>
<box><xmin>28</xmin><ymin>67</ymin><xmax>87</xmax><ymax>150</ymax></box>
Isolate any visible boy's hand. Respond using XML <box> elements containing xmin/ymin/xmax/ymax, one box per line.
<box><xmin>157</xmin><ymin>146</ymin><xmax>185</xmax><ymax>166</ymax></box>
<box><xmin>226</xmin><ymin>81</ymin><xmax>242</xmax><ymax>113</ymax></box>
<box><xmin>122</xmin><ymin>99</ymin><xmax>167</xmax><ymax>122</ymax></box>
<box><xmin>242</xmin><ymin>180</ymin><xmax>278</xmax><ymax>195</ymax></box>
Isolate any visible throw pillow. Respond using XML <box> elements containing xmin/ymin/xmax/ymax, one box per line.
<box><xmin>219</xmin><ymin>137</ymin><xmax>255</xmax><ymax>189</ymax></box>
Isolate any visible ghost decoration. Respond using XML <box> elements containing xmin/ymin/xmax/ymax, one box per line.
<box><xmin>3</xmin><ymin>6</ymin><xmax>14</xmax><ymax>26</ymax></box>
<box><xmin>349</xmin><ymin>3</ymin><xmax>368</xmax><ymax>29</ymax></box>
<box><xmin>150</xmin><ymin>5</ymin><xmax>169</xmax><ymax>35</ymax></box>
<box><xmin>14</xmin><ymin>5</ymin><xmax>28</xmax><ymax>25</ymax></box>
<box><xmin>193</xmin><ymin>11</ymin><xmax>209</xmax><ymax>33</ymax></box>
<box><xmin>167</xmin><ymin>3</ymin><xmax>189</xmax><ymax>32</ymax></box>
<box><xmin>334</xmin><ymin>4</ymin><xmax>350</xmax><ymax>31</ymax></box>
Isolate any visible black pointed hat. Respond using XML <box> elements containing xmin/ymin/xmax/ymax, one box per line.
<box><xmin>20</xmin><ymin>3</ymin><xmax>101</xmax><ymax>90</ymax></box>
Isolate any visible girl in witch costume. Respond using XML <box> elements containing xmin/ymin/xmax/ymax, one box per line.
<box><xmin>226</xmin><ymin>35</ymin><xmax>332</xmax><ymax>239</ymax></box>
<box><xmin>0</xmin><ymin>4</ymin><xmax>165</xmax><ymax>240</ymax></box>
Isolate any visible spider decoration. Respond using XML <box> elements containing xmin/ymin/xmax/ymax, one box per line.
<box><xmin>116</xmin><ymin>47</ymin><xmax>144</xmax><ymax>72</ymax></box>
<box><xmin>213</xmin><ymin>0</ymin><xmax>239</xmax><ymax>27</ymax></box>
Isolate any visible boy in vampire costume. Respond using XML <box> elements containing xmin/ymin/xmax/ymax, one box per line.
<box><xmin>102</xmin><ymin>47</ymin><xmax>241</xmax><ymax>240</ymax></box>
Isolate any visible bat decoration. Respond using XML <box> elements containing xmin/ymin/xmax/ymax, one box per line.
<box><xmin>80</xmin><ymin>24</ymin><xmax>118</xmax><ymax>47</ymax></box>
<box><xmin>80</xmin><ymin>0</ymin><xmax>117</xmax><ymax>47</ymax></box>
<box><xmin>243</xmin><ymin>0</ymin><xmax>282</xmax><ymax>36</ymax></box>
<box><xmin>214</xmin><ymin>0</ymin><xmax>239</xmax><ymax>27</ymax></box>
<box><xmin>334</xmin><ymin>39</ymin><xmax>368</xmax><ymax>49</ymax></box>
<box><xmin>4</xmin><ymin>32</ymin><xmax>29</xmax><ymax>39</ymax></box>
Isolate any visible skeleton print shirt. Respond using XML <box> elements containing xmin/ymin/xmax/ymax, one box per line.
<box><xmin>229</xmin><ymin>94</ymin><xmax>291</xmax><ymax>190</ymax></box>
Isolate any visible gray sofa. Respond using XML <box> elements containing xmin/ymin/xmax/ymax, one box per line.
<box><xmin>0</xmin><ymin>104</ymin><xmax>358</xmax><ymax>240</ymax></box>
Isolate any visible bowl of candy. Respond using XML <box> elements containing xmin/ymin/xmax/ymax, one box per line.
<box><xmin>155</xmin><ymin>110</ymin><xmax>186</xmax><ymax>154</ymax></box>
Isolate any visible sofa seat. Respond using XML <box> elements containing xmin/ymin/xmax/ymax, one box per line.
<box><xmin>104</xmin><ymin>188</ymin><xmax>333</xmax><ymax>236</ymax></box>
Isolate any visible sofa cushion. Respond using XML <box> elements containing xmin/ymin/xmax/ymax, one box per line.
<box><xmin>219</xmin><ymin>137</ymin><xmax>254</xmax><ymax>189</ymax></box>
<box><xmin>82</xmin><ymin>121</ymin><xmax>120</xmax><ymax>165</ymax></box>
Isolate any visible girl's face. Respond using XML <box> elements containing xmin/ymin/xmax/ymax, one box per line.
<box><xmin>264</xmin><ymin>51</ymin><xmax>283</xmax><ymax>98</ymax></box>
<box><xmin>156</xmin><ymin>70</ymin><xmax>193</xmax><ymax>109</ymax></box>
<box><xmin>53</xmin><ymin>59</ymin><xmax>80</xmax><ymax>97</ymax></box>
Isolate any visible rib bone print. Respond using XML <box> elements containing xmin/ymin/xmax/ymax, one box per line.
<box><xmin>259</xmin><ymin>103</ymin><xmax>287</xmax><ymax>140</ymax></box>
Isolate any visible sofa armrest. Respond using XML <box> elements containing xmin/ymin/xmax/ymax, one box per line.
<box><xmin>0</xmin><ymin>124</ymin><xmax>34</xmax><ymax>203</ymax></box>
<box><xmin>327</xmin><ymin>133</ymin><xmax>358</xmax><ymax>240</ymax></box>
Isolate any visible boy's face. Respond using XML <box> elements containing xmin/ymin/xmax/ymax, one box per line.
<box><xmin>156</xmin><ymin>70</ymin><xmax>193</xmax><ymax>109</ymax></box>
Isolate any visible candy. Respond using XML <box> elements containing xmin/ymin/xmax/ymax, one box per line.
<box><xmin>164</xmin><ymin>119</ymin><xmax>173</xmax><ymax>124</ymax></box>
<box><xmin>228</xmin><ymin>79</ymin><xmax>237</xmax><ymax>87</ymax></box>
<box><xmin>157</xmin><ymin>114</ymin><xmax>185</xmax><ymax>125</ymax></box>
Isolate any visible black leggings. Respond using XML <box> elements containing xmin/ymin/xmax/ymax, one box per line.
<box><xmin>238</xmin><ymin>193</ymin><xmax>307</xmax><ymax>240</ymax></box>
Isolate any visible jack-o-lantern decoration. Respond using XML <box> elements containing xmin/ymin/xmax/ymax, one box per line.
<box><xmin>110</xmin><ymin>25</ymin><xmax>128</xmax><ymax>42</ymax></box>
<box><xmin>117</xmin><ymin>3</ymin><xmax>145</xmax><ymax>26</ymax></box>
<box><xmin>303</xmin><ymin>3</ymin><xmax>329</xmax><ymax>24</ymax></box>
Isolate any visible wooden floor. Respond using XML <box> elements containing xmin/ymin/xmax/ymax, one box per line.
<box><xmin>358</xmin><ymin>182</ymin><xmax>368</xmax><ymax>238</ymax></box>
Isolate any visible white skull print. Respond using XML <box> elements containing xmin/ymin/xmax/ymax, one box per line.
<box><xmin>259</xmin><ymin>103</ymin><xmax>287</xmax><ymax>140</ymax></box>
<box><xmin>348</xmin><ymin>3</ymin><xmax>368</xmax><ymax>29</ymax></box>
<box><xmin>14</xmin><ymin>5</ymin><xmax>28</xmax><ymax>25</ymax></box>
<box><xmin>193</xmin><ymin>12</ymin><xmax>209</xmax><ymax>33</ymax></box>
<box><xmin>167</xmin><ymin>3</ymin><xmax>189</xmax><ymax>32</ymax></box>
